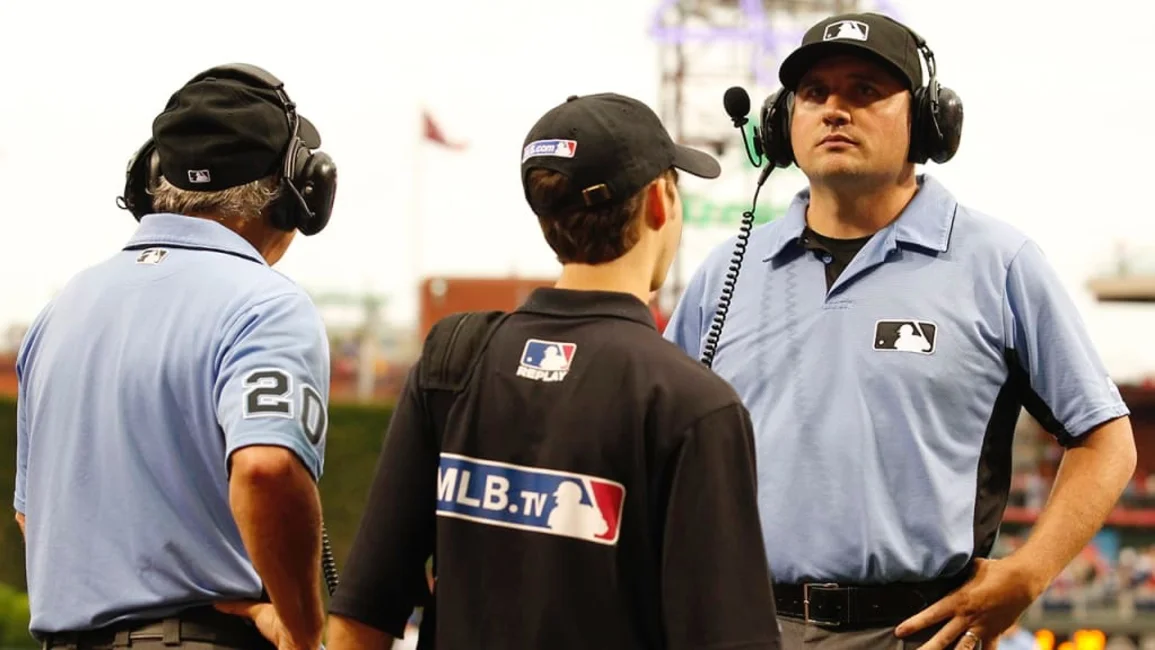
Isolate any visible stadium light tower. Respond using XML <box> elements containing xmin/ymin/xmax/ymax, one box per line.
<box><xmin>650</xmin><ymin>0</ymin><xmax>901</xmax><ymax>311</ymax></box>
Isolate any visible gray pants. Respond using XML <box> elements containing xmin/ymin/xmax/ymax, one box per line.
<box><xmin>778</xmin><ymin>616</ymin><xmax>945</xmax><ymax>649</ymax></box>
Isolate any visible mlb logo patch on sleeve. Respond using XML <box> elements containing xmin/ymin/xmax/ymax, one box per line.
<box><xmin>522</xmin><ymin>139</ymin><xmax>577</xmax><ymax>162</ymax></box>
<box><xmin>437</xmin><ymin>454</ymin><xmax>626</xmax><ymax>546</ymax></box>
<box><xmin>517</xmin><ymin>338</ymin><xmax>576</xmax><ymax>382</ymax></box>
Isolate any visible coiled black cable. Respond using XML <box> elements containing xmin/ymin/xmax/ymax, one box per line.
<box><xmin>321</xmin><ymin>524</ymin><xmax>339</xmax><ymax>596</ymax></box>
<box><xmin>700</xmin><ymin>180</ymin><xmax>764</xmax><ymax>369</ymax></box>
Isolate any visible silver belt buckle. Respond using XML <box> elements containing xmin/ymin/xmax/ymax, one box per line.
<box><xmin>803</xmin><ymin>582</ymin><xmax>842</xmax><ymax>627</ymax></box>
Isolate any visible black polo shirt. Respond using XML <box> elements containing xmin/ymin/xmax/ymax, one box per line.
<box><xmin>329</xmin><ymin>287</ymin><xmax>780</xmax><ymax>650</ymax></box>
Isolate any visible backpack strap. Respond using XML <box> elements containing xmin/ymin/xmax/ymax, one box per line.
<box><xmin>414</xmin><ymin>310</ymin><xmax>509</xmax><ymax>642</ymax></box>
<box><xmin>417</xmin><ymin>310</ymin><xmax>509</xmax><ymax>393</ymax></box>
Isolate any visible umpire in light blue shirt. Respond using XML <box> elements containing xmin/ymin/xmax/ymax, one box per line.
<box><xmin>665</xmin><ymin>12</ymin><xmax>1137</xmax><ymax>650</ymax></box>
<box><xmin>14</xmin><ymin>63</ymin><xmax>338</xmax><ymax>650</ymax></box>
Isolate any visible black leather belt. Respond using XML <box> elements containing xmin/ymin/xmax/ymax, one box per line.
<box><xmin>774</xmin><ymin>574</ymin><xmax>968</xmax><ymax>629</ymax></box>
<box><xmin>40</xmin><ymin>605</ymin><xmax>270</xmax><ymax>649</ymax></box>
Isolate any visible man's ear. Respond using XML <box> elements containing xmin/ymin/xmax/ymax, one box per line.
<box><xmin>663</xmin><ymin>172</ymin><xmax>679</xmax><ymax>203</ymax></box>
<box><xmin>644</xmin><ymin>179</ymin><xmax>668</xmax><ymax>231</ymax></box>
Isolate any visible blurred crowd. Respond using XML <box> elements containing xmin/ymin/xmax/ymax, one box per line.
<box><xmin>999</xmin><ymin>476</ymin><xmax>1155</xmax><ymax>613</ymax></box>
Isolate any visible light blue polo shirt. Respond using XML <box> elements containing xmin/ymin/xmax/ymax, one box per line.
<box><xmin>14</xmin><ymin>213</ymin><xmax>330</xmax><ymax>636</ymax></box>
<box><xmin>664</xmin><ymin>175</ymin><xmax>1129</xmax><ymax>585</ymax></box>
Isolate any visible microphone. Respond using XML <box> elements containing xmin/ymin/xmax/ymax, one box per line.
<box><xmin>723</xmin><ymin>86</ymin><xmax>762</xmax><ymax>168</ymax></box>
<box><xmin>723</xmin><ymin>86</ymin><xmax>751</xmax><ymax>128</ymax></box>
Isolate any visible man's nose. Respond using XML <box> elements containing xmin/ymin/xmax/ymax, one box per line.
<box><xmin>821</xmin><ymin>95</ymin><xmax>851</xmax><ymax>127</ymax></box>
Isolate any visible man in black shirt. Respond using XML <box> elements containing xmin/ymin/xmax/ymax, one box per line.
<box><xmin>326</xmin><ymin>92</ymin><xmax>782</xmax><ymax>650</ymax></box>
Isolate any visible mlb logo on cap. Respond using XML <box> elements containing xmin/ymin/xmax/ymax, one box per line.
<box><xmin>517</xmin><ymin>338</ymin><xmax>576</xmax><ymax>382</ymax></box>
<box><xmin>522</xmin><ymin>139</ymin><xmax>577</xmax><ymax>163</ymax></box>
<box><xmin>823</xmin><ymin>19</ymin><xmax>869</xmax><ymax>42</ymax></box>
<box><xmin>187</xmin><ymin>169</ymin><xmax>212</xmax><ymax>184</ymax></box>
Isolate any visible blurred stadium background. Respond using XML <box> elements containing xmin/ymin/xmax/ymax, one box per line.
<box><xmin>3</xmin><ymin>0</ymin><xmax>1155</xmax><ymax>648</ymax></box>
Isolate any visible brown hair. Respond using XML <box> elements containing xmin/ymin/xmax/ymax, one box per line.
<box><xmin>526</xmin><ymin>168</ymin><xmax>677</xmax><ymax>265</ymax></box>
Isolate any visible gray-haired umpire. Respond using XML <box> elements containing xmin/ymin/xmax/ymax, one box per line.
<box><xmin>14</xmin><ymin>63</ymin><xmax>335</xmax><ymax>650</ymax></box>
<box><xmin>325</xmin><ymin>92</ymin><xmax>782</xmax><ymax>650</ymax></box>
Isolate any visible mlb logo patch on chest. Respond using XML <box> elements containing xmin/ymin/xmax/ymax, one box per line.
<box><xmin>517</xmin><ymin>338</ymin><xmax>576</xmax><ymax>382</ymax></box>
<box><xmin>437</xmin><ymin>454</ymin><xmax>626</xmax><ymax>546</ymax></box>
<box><xmin>873</xmin><ymin>319</ymin><xmax>937</xmax><ymax>354</ymax></box>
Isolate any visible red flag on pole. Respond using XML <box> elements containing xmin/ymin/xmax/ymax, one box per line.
<box><xmin>423</xmin><ymin>110</ymin><xmax>466</xmax><ymax>150</ymax></box>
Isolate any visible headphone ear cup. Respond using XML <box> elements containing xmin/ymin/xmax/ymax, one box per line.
<box><xmin>267</xmin><ymin>140</ymin><xmax>339</xmax><ymax>236</ymax></box>
<box><xmin>119</xmin><ymin>140</ymin><xmax>160</xmax><ymax>221</ymax></box>
<box><xmin>295</xmin><ymin>151</ymin><xmax>338</xmax><ymax>236</ymax></box>
<box><xmin>928</xmin><ymin>86</ymin><xmax>963</xmax><ymax>164</ymax></box>
<box><xmin>760</xmin><ymin>90</ymin><xmax>795</xmax><ymax>168</ymax></box>
<box><xmin>909</xmin><ymin>84</ymin><xmax>964</xmax><ymax>164</ymax></box>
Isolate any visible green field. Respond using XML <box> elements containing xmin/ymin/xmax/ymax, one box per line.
<box><xmin>0</xmin><ymin>396</ymin><xmax>395</xmax><ymax>646</ymax></box>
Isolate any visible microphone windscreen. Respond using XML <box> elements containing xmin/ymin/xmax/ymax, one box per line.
<box><xmin>723</xmin><ymin>86</ymin><xmax>751</xmax><ymax>119</ymax></box>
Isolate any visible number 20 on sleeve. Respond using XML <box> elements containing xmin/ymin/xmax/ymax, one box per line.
<box><xmin>241</xmin><ymin>368</ymin><xmax>327</xmax><ymax>445</ymax></box>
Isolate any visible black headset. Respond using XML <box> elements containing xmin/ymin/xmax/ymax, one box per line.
<box><xmin>114</xmin><ymin>64</ymin><xmax>343</xmax><ymax>598</ymax></box>
<box><xmin>702</xmin><ymin>17</ymin><xmax>962</xmax><ymax>369</ymax></box>
<box><xmin>116</xmin><ymin>63</ymin><xmax>338</xmax><ymax>236</ymax></box>
<box><xmin>754</xmin><ymin>14</ymin><xmax>964</xmax><ymax>170</ymax></box>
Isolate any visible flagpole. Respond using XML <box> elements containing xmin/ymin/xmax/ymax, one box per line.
<box><xmin>410</xmin><ymin>109</ymin><xmax>465</xmax><ymax>351</ymax></box>
<box><xmin>412</xmin><ymin>108</ymin><xmax>425</xmax><ymax>347</ymax></box>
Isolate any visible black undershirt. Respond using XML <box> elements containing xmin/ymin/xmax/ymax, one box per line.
<box><xmin>800</xmin><ymin>227</ymin><xmax>873</xmax><ymax>291</ymax></box>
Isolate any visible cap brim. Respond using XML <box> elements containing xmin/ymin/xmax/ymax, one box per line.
<box><xmin>779</xmin><ymin>41</ymin><xmax>910</xmax><ymax>91</ymax></box>
<box><xmin>297</xmin><ymin>115</ymin><xmax>321</xmax><ymax>148</ymax></box>
<box><xmin>672</xmin><ymin>144</ymin><xmax>721</xmax><ymax>179</ymax></box>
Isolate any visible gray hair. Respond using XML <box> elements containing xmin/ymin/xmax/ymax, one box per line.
<box><xmin>150</xmin><ymin>174</ymin><xmax>282</xmax><ymax>221</ymax></box>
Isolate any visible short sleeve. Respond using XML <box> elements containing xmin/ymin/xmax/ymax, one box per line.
<box><xmin>13</xmin><ymin>348</ymin><xmax>29</xmax><ymax>514</ymax></box>
<box><xmin>661</xmin><ymin>402</ymin><xmax>782</xmax><ymax>650</ymax></box>
<box><xmin>1003</xmin><ymin>240</ymin><xmax>1130</xmax><ymax>445</ymax></box>
<box><xmin>215</xmin><ymin>290</ymin><xmax>331</xmax><ymax>480</ymax></box>
<box><xmin>12</xmin><ymin>309</ymin><xmax>47</xmax><ymax>515</ymax></box>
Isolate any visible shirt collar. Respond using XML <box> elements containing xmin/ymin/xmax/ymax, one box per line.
<box><xmin>762</xmin><ymin>174</ymin><xmax>958</xmax><ymax>262</ymax></box>
<box><xmin>517</xmin><ymin>287</ymin><xmax>657</xmax><ymax>330</ymax></box>
<box><xmin>123</xmin><ymin>213</ymin><xmax>268</xmax><ymax>265</ymax></box>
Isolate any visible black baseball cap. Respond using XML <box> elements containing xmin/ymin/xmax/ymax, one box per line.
<box><xmin>778</xmin><ymin>13</ymin><xmax>923</xmax><ymax>92</ymax></box>
<box><xmin>520</xmin><ymin>93</ymin><xmax>721</xmax><ymax>215</ymax></box>
<box><xmin>152</xmin><ymin>67</ymin><xmax>321</xmax><ymax>192</ymax></box>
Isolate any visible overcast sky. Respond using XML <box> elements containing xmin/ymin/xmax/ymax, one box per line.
<box><xmin>3</xmin><ymin>0</ymin><xmax>1155</xmax><ymax>378</ymax></box>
